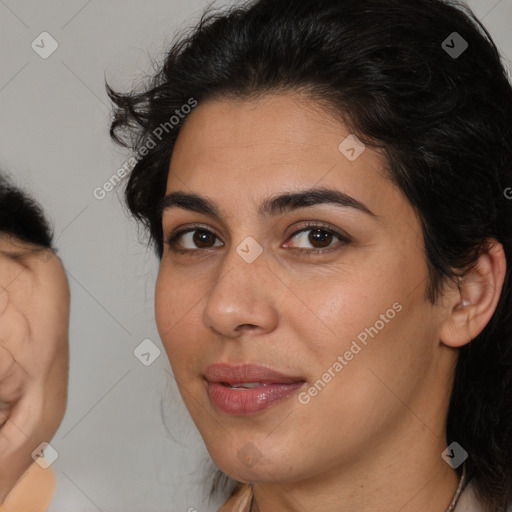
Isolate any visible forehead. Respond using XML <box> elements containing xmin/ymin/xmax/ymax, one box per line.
<box><xmin>166</xmin><ymin>93</ymin><xmax>408</xmax><ymax>225</ymax></box>
<box><xmin>172</xmin><ymin>92</ymin><xmax>359</xmax><ymax>163</ymax></box>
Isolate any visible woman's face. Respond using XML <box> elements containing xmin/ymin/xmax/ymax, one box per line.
<box><xmin>155</xmin><ymin>93</ymin><xmax>457</xmax><ymax>484</ymax></box>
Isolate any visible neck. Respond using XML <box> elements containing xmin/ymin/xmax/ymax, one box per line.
<box><xmin>250</xmin><ymin>424</ymin><xmax>461</xmax><ymax>512</ymax></box>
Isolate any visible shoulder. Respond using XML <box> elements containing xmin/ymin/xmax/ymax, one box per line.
<box><xmin>0</xmin><ymin>462</ymin><xmax>56</xmax><ymax>512</ymax></box>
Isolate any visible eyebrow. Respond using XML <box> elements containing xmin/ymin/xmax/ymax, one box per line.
<box><xmin>158</xmin><ymin>187</ymin><xmax>378</xmax><ymax>220</ymax></box>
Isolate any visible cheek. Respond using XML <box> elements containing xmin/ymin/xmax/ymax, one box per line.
<box><xmin>155</xmin><ymin>270</ymin><xmax>180</xmax><ymax>338</ymax></box>
<box><xmin>298</xmin><ymin>261</ymin><xmax>432</xmax><ymax>400</ymax></box>
<box><xmin>295</xmin><ymin>273</ymin><xmax>399</xmax><ymax>355</ymax></box>
<box><xmin>155</xmin><ymin>261</ymin><xmax>209</xmax><ymax>330</ymax></box>
<box><xmin>155</xmin><ymin>271</ymin><xmax>199</xmax><ymax>374</ymax></box>
<box><xmin>312</xmin><ymin>296</ymin><xmax>433</xmax><ymax>421</ymax></box>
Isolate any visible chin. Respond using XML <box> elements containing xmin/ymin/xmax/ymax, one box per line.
<box><xmin>208</xmin><ymin>441</ymin><xmax>305</xmax><ymax>484</ymax></box>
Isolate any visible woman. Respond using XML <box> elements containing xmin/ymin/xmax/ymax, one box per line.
<box><xmin>0</xmin><ymin>174</ymin><xmax>70</xmax><ymax>511</ymax></box>
<box><xmin>107</xmin><ymin>0</ymin><xmax>512</xmax><ymax>510</ymax></box>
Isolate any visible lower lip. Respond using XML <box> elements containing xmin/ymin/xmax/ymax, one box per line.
<box><xmin>207</xmin><ymin>381</ymin><xmax>306</xmax><ymax>415</ymax></box>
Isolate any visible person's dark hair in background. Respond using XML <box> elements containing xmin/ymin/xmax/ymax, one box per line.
<box><xmin>107</xmin><ymin>0</ymin><xmax>512</xmax><ymax>510</ymax></box>
<box><xmin>0</xmin><ymin>173</ymin><xmax>53</xmax><ymax>249</ymax></box>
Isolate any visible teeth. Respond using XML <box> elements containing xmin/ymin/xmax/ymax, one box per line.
<box><xmin>228</xmin><ymin>382</ymin><xmax>262</xmax><ymax>389</ymax></box>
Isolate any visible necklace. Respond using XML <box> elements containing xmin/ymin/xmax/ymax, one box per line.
<box><xmin>445</xmin><ymin>463</ymin><xmax>467</xmax><ymax>512</ymax></box>
<box><xmin>248</xmin><ymin>464</ymin><xmax>467</xmax><ymax>512</ymax></box>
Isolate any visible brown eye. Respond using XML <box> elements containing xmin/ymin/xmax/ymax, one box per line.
<box><xmin>307</xmin><ymin>228</ymin><xmax>334</xmax><ymax>248</ymax></box>
<box><xmin>167</xmin><ymin>227</ymin><xmax>223</xmax><ymax>252</ymax></box>
<box><xmin>166</xmin><ymin>223</ymin><xmax>350</xmax><ymax>256</ymax></box>
<box><xmin>190</xmin><ymin>229</ymin><xmax>217</xmax><ymax>248</ymax></box>
<box><xmin>286</xmin><ymin>224</ymin><xmax>350</xmax><ymax>252</ymax></box>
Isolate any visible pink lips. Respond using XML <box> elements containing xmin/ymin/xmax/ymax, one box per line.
<box><xmin>204</xmin><ymin>363</ymin><xmax>306</xmax><ymax>415</ymax></box>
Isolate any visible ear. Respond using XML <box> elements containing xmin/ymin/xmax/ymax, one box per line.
<box><xmin>440</xmin><ymin>239</ymin><xmax>507</xmax><ymax>348</ymax></box>
<box><xmin>0</xmin><ymin>254</ymin><xmax>30</xmax><ymax>410</ymax></box>
<box><xmin>0</xmin><ymin>252</ymin><xmax>37</xmax><ymax>502</ymax></box>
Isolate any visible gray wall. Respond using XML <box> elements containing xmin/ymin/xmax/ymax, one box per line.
<box><xmin>0</xmin><ymin>0</ymin><xmax>510</xmax><ymax>511</ymax></box>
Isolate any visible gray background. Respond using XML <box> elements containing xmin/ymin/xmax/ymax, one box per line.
<box><xmin>0</xmin><ymin>1</ymin><xmax>510</xmax><ymax>511</ymax></box>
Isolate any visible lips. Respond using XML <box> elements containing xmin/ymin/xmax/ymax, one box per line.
<box><xmin>204</xmin><ymin>363</ymin><xmax>304</xmax><ymax>385</ymax></box>
<box><xmin>204</xmin><ymin>363</ymin><xmax>306</xmax><ymax>415</ymax></box>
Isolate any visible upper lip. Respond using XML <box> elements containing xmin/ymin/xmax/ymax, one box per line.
<box><xmin>204</xmin><ymin>363</ymin><xmax>305</xmax><ymax>385</ymax></box>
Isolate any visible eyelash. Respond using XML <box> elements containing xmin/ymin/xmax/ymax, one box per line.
<box><xmin>165</xmin><ymin>222</ymin><xmax>351</xmax><ymax>257</ymax></box>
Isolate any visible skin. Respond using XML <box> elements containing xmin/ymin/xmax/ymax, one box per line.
<box><xmin>0</xmin><ymin>234</ymin><xmax>69</xmax><ymax>503</ymax></box>
<box><xmin>154</xmin><ymin>93</ymin><xmax>506</xmax><ymax>512</ymax></box>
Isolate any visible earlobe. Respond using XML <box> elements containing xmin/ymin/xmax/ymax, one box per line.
<box><xmin>440</xmin><ymin>239</ymin><xmax>507</xmax><ymax>348</ymax></box>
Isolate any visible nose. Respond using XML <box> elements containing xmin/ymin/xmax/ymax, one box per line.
<box><xmin>202</xmin><ymin>243</ymin><xmax>280</xmax><ymax>339</ymax></box>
